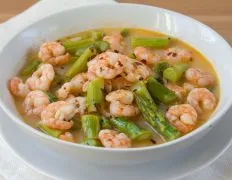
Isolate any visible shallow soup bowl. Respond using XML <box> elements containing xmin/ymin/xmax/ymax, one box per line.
<box><xmin>0</xmin><ymin>3</ymin><xmax>232</xmax><ymax>165</ymax></box>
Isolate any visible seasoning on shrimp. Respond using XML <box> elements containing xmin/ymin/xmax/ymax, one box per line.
<box><xmin>38</xmin><ymin>41</ymin><xmax>69</xmax><ymax>66</ymax></box>
<box><xmin>185</xmin><ymin>68</ymin><xmax>215</xmax><ymax>87</ymax></box>
<box><xmin>23</xmin><ymin>90</ymin><xmax>49</xmax><ymax>116</ymax></box>
<box><xmin>40</xmin><ymin>101</ymin><xmax>76</xmax><ymax>130</ymax></box>
<box><xmin>166</xmin><ymin>104</ymin><xmax>198</xmax><ymax>133</ymax></box>
<box><xmin>164</xmin><ymin>47</ymin><xmax>192</xmax><ymax>63</ymax></box>
<box><xmin>187</xmin><ymin>88</ymin><xmax>217</xmax><ymax>114</ymax></box>
<box><xmin>99</xmin><ymin>129</ymin><xmax>132</xmax><ymax>148</ymax></box>
<box><xmin>8</xmin><ymin>77</ymin><xmax>30</xmax><ymax>97</ymax></box>
<box><xmin>103</xmin><ymin>32</ymin><xmax>124</xmax><ymax>53</ymax></box>
<box><xmin>26</xmin><ymin>64</ymin><xmax>55</xmax><ymax>91</ymax></box>
<box><xmin>134</xmin><ymin>46</ymin><xmax>160</xmax><ymax>65</ymax></box>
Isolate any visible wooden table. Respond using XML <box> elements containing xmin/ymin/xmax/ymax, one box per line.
<box><xmin>1</xmin><ymin>0</ymin><xmax>232</xmax><ymax>43</ymax></box>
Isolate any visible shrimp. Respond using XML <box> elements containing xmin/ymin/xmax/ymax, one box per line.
<box><xmin>183</xmin><ymin>82</ymin><xmax>196</xmax><ymax>92</ymax></box>
<box><xmin>185</xmin><ymin>68</ymin><xmax>215</xmax><ymax>87</ymax></box>
<box><xmin>106</xmin><ymin>89</ymin><xmax>134</xmax><ymax>105</ymax></box>
<box><xmin>166</xmin><ymin>104</ymin><xmax>198</xmax><ymax>133</ymax></box>
<box><xmin>38</xmin><ymin>42</ymin><xmax>69</xmax><ymax>66</ymax></box>
<box><xmin>8</xmin><ymin>77</ymin><xmax>30</xmax><ymax>97</ymax></box>
<box><xmin>134</xmin><ymin>46</ymin><xmax>160</xmax><ymax>65</ymax></box>
<box><xmin>99</xmin><ymin>129</ymin><xmax>131</xmax><ymax>148</ymax></box>
<box><xmin>41</xmin><ymin>101</ymin><xmax>76</xmax><ymax>130</ymax></box>
<box><xmin>164</xmin><ymin>47</ymin><xmax>192</xmax><ymax>63</ymax></box>
<box><xmin>111</xmin><ymin>76</ymin><xmax>133</xmax><ymax>90</ymax></box>
<box><xmin>66</xmin><ymin>95</ymin><xmax>87</xmax><ymax>115</ymax></box>
<box><xmin>56</xmin><ymin>73</ymin><xmax>87</xmax><ymax>100</ymax></box>
<box><xmin>60</xmin><ymin>132</ymin><xmax>75</xmax><ymax>142</ymax></box>
<box><xmin>122</xmin><ymin>60</ymin><xmax>150</xmax><ymax>82</ymax></box>
<box><xmin>109</xmin><ymin>101</ymin><xmax>139</xmax><ymax>117</ymax></box>
<box><xmin>87</xmin><ymin>52</ymin><xmax>124</xmax><ymax>79</ymax></box>
<box><xmin>187</xmin><ymin>88</ymin><xmax>217</xmax><ymax>114</ymax></box>
<box><xmin>26</xmin><ymin>64</ymin><xmax>55</xmax><ymax>91</ymax></box>
<box><xmin>103</xmin><ymin>32</ymin><xmax>124</xmax><ymax>53</ymax></box>
<box><xmin>23</xmin><ymin>90</ymin><xmax>49</xmax><ymax>116</ymax></box>
<box><xmin>166</xmin><ymin>83</ymin><xmax>186</xmax><ymax>99</ymax></box>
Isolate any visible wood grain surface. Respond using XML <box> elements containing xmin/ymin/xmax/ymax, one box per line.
<box><xmin>0</xmin><ymin>0</ymin><xmax>231</xmax><ymax>43</ymax></box>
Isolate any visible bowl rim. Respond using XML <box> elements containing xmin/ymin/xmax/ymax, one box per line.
<box><xmin>1</xmin><ymin>3</ymin><xmax>232</xmax><ymax>152</ymax></box>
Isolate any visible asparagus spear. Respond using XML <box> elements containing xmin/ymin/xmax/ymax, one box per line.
<box><xmin>100</xmin><ymin>117</ymin><xmax>111</xmax><ymax>129</ymax></box>
<box><xmin>163</xmin><ymin>63</ymin><xmax>189</xmax><ymax>82</ymax></box>
<box><xmin>91</xmin><ymin>31</ymin><xmax>105</xmax><ymax>40</ymax></box>
<box><xmin>39</xmin><ymin>124</ymin><xmax>62</xmax><ymax>138</ymax></box>
<box><xmin>132</xmin><ymin>82</ymin><xmax>181</xmax><ymax>141</ymax></box>
<box><xmin>131</xmin><ymin>37</ymin><xmax>170</xmax><ymax>48</ymax></box>
<box><xmin>81</xmin><ymin>115</ymin><xmax>101</xmax><ymax>147</ymax></box>
<box><xmin>63</xmin><ymin>38</ymin><xmax>94</xmax><ymax>53</ymax></box>
<box><xmin>153</xmin><ymin>62</ymin><xmax>170</xmax><ymax>78</ymax></box>
<box><xmin>121</xmin><ymin>29</ymin><xmax>130</xmax><ymax>37</ymax></box>
<box><xmin>65</xmin><ymin>47</ymin><xmax>97</xmax><ymax>79</ymax></box>
<box><xmin>87</xmin><ymin>77</ymin><xmax>104</xmax><ymax>112</ymax></box>
<box><xmin>20</xmin><ymin>59</ymin><xmax>41</xmax><ymax>76</ymax></box>
<box><xmin>111</xmin><ymin>117</ymin><xmax>152</xmax><ymax>141</ymax></box>
<box><xmin>146</xmin><ymin>77</ymin><xmax>177</xmax><ymax>104</ymax></box>
<box><xmin>46</xmin><ymin>92</ymin><xmax>58</xmax><ymax>103</ymax></box>
<box><xmin>81</xmin><ymin>139</ymin><xmax>102</xmax><ymax>147</ymax></box>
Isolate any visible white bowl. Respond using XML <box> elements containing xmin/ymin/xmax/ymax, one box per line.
<box><xmin>0</xmin><ymin>3</ymin><xmax>232</xmax><ymax>165</ymax></box>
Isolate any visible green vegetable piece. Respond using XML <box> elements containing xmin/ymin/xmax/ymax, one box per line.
<box><xmin>132</xmin><ymin>82</ymin><xmax>181</xmax><ymax>141</ymax></box>
<box><xmin>65</xmin><ymin>47</ymin><xmax>97</xmax><ymax>79</ymax></box>
<box><xmin>95</xmin><ymin>41</ymin><xmax>109</xmax><ymax>52</ymax></box>
<box><xmin>100</xmin><ymin>117</ymin><xmax>111</xmax><ymax>129</ymax></box>
<box><xmin>39</xmin><ymin>124</ymin><xmax>62</xmax><ymax>138</ymax></box>
<box><xmin>75</xmin><ymin>48</ymin><xmax>87</xmax><ymax>57</ymax></box>
<box><xmin>81</xmin><ymin>139</ymin><xmax>102</xmax><ymax>147</ymax></box>
<box><xmin>111</xmin><ymin>117</ymin><xmax>152</xmax><ymax>141</ymax></box>
<box><xmin>63</xmin><ymin>38</ymin><xmax>94</xmax><ymax>53</ymax></box>
<box><xmin>163</xmin><ymin>63</ymin><xmax>189</xmax><ymax>82</ymax></box>
<box><xmin>91</xmin><ymin>31</ymin><xmax>105</xmax><ymax>40</ymax></box>
<box><xmin>87</xmin><ymin>77</ymin><xmax>104</xmax><ymax>112</ymax></box>
<box><xmin>20</xmin><ymin>59</ymin><xmax>41</xmax><ymax>76</ymax></box>
<box><xmin>70</xmin><ymin>118</ymin><xmax>81</xmax><ymax>131</ymax></box>
<box><xmin>46</xmin><ymin>92</ymin><xmax>58</xmax><ymax>103</ymax></box>
<box><xmin>146</xmin><ymin>77</ymin><xmax>177</xmax><ymax>104</ymax></box>
<box><xmin>153</xmin><ymin>62</ymin><xmax>170</xmax><ymax>78</ymax></box>
<box><xmin>81</xmin><ymin>115</ymin><xmax>100</xmax><ymax>139</ymax></box>
<box><xmin>128</xmin><ymin>53</ymin><xmax>136</xmax><ymax>59</ymax></box>
<box><xmin>121</xmin><ymin>29</ymin><xmax>130</xmax><ymax>37</ymax></box>
<box><xmin>131</xmin><ymin>37</ymin><xmax>170</xmax><ymax>48</ymax></box>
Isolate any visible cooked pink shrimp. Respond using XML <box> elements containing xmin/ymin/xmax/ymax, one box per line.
<box><xmin>26</xmin><ymin>64</ymin><xmax>55</xmax><ymax>91</ymax></box>
<box><xmin>103</xmin><ymin>32</ymin><xmax>124</xmax><ymax>53</ymax></box>
<box><xmin>166</xmin><ymin>104</ymin><xmax>198</xmax><ymax>133</ymax></box>
<box><xmin>41</xmin><ymin>101</ymin><xmax>76</xmax><ymax>130</ymax></box>
<box><xmin>183</xmin><ymin>82</ymin><xmax>196</xmax><ymax>92</ymax></box>
<box><xmin>99</xmin><ymin>129</ymin><xmax>131</xmax><ymax>148</ymax></box>
<box><xmin>185</xmin><ymin>68</ymin><xmax>215</xmax><ymax>87</ymax></box>
<box><xmin>23</xmin><ymin>90</ymin><xmax>49</xmax><ymax>116</ymax></box>
<box><xmin>166</xmin><ymin>83</ymin><xmax>186</xmax><ymax>99</ymax></box>
<box><xmin>187</xmin><ymin>88</ymin><xmax>217</xmax><ymax>114</ymax></box>
<box><xmin>111</xmin><ymin>76</ymin><xmax>133</xmax><ymax>90</ymax></box>
<box><xmin>109</xmin><ymin>101</ymin><xmax>139</xmax><ymax>117</ymax></box>
<box><xmin>164</xmin><ymin>47</ymin><xmax>192</xmax><ymax>63</ymax></box>
<box><xmin>134</xmin><ymin>46</ymin><xmax>160</xmax><ymax>65</ymax></box>
<box><xmin>56</xmin><ymin>73</ymin><xmax>88</xmax><ymax>100</ymax></box>
<box><xmin>8</xmin><ymin>77</ymin><xmax>30</xmax><ymax>97</ymax></box>
<box><xmin>66</xmin><ymin>95</ymin><xmax>86</xmax><ymax>115</ymax></box>
<box><xmin>60</xmin><ymin>132</ymin><xmax>75</xmax><ymax>142</ymax></box>
<box><xmin>38</xmin><ymin>42</ymin><xmax>69</xmax><ymax>66</ymax></box>
<box><xmin>122</xmin><ymin>60</ymin><xmax>150</xmax><ymax>82</ymax></box>
<box><xmin>106</xmin><ymin>89</ymin><xmax>134</xmax><ymax>105</ymax></box>
<box><xmin>87</xmin><ymin>52</ymin><xmax>124</xmax><ymax>79</ymax></box>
